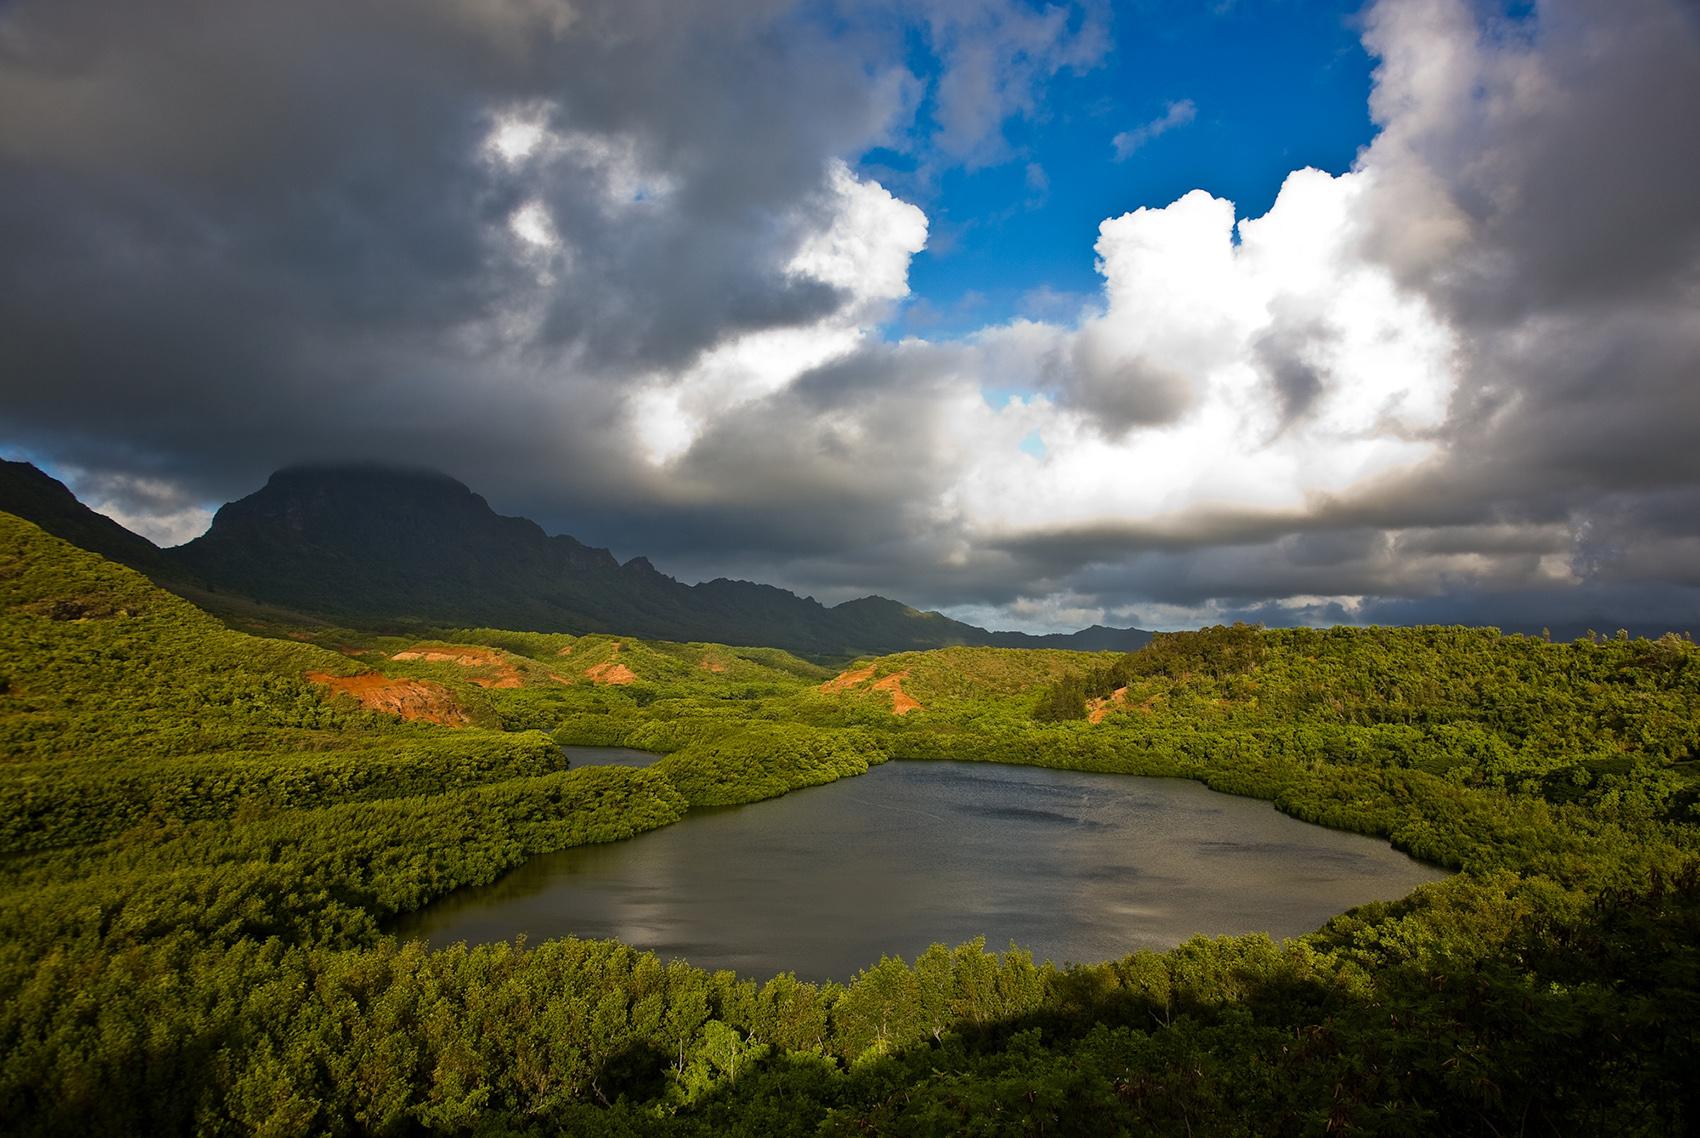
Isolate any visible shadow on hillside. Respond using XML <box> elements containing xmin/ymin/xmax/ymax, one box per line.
<box><xmin>592</xmin><ymin>868</ymin><xmax>1700</xmax><ymax>1137</ymax></box>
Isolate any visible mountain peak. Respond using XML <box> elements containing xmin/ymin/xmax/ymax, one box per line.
<box><xmin>257</xmin><ymin>463</ymin><xmax>482</xmax><ymax>509</ymax></box>
<box><xmin>833</xmin><ymin>595</ymin><xmax>919</xmax><ymax>615</ymax></box>
<box><xmin>270</xmin><ymin>461</ymin><xmax>466</xmax><ymax>484</ymax></box>
<box><xmin>171</xmin><ymin>464</ymin><xmax>566</xmax><ymax>618</ymax></box>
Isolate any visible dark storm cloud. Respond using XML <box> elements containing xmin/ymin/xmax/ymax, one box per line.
<box><xmin>594</xmin><ymin>342</ymin><xmax>971</xmax><ymax>559</ymax></box>
<box><xmin>1058</xmin><ymin>536</ymin><xmax>1512</xmax><ymax>610</ymax></box>
<box><xmin>1352</xmin><ymin>0</ymin><xmax>1700</xmax><ymax>500</ymax></box>
<box><xmin>0</xmin><ymin>0</ymin><xmax>924</xmax><ymax>502</ymax></box>
<box><xmin>0</xmin><ymin>0</ymin><xmax>1117</xmax><ymax>575</ymax></box>
<box><xmin>1362</xmin><ymin>0</ymin><xmax>1700</xmax><ymax>321</ymax></box>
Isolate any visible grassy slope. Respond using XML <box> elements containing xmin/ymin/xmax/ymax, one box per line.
<box><xmin>808</xmin><ymin>645</ymin><xmax>1120</xmax><ymax>719</ymax></box>
<box><xmin>0</xmin><ymin>510</ymin><xmax>364</xmax><ymax>762</ymax></box>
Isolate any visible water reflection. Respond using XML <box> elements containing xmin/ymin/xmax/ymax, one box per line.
<box><xmin>394</xmin><ymin>757</ymin><xmax>1445</xmax><ymax>981</ymax></box>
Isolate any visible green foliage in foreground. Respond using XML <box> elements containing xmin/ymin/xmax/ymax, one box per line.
<box><xmin>4</xmin><ymin>510</ymin><xmax>1700</xmax><ymax>1134</ymax></box>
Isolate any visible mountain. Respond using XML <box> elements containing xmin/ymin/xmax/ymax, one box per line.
<box><xmin>160</xmin><ymin>464</ymin><xmax>1153</xmax><ymax>656</ymax></box>
<box><xmin>0</xmin><ymin>459</ymin><xmax>188</xmax><ymax>584</ymax></box>
<box><xmin>990</xmin><ymin>623</ymin><xmax>1159</xmax><ymax>651</ymax></box>
<box><xmin>0</xmin><ymin>459</ymin><xmax>1153</xmax><ymax>656</ymax></box>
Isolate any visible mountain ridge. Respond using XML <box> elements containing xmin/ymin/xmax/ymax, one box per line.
<box><xmin>0</xmin><ymin>459</ymin><xmax>1154</xmax><ymax>658</ymax></box>
<box><xmin>0</xmin><ymin>459</ymin><xmax>191</xmax><ymax>584</ymax></box>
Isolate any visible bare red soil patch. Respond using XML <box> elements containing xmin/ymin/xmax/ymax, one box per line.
<box><xmin>700</xmin><ymin>657</ymin><xmax>728</xmax><ymax>673</ymax></box>
<box><xmin>1086</xmin><ymin>685</ymin><xmax>1129</xmax><ymax>725</ymax></box>
<box><xmin>581</xmin><ymin>640</ymin><xmax>635</xmax><ymax>685</ymax></box>
<box><xmin>585</xmin><ymin>661</ymin><xmax>636</xmax><ymax>685</ymax></box>
<box><xmin>820</xmin><ymin>664</ymin><xmax>877</xmax><ymax>693</ymax></box>
<box><xmin>872</xmin><ymin>670</ymin><xmax>922</xmax><ymax>716</ymax></box>
<box><xmin>390</xmin><ymin>644</ymin><xmax>523</xmax><ymax>689</ymax></box>
<box><xmin>306</xmin><ymin>671</ymin><xmax>469</xmax><ymax>726</ymax></box>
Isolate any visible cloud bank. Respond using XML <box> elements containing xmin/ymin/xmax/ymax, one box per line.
<box><xmin>1</xmin><ymin>0</ymin><xmax>1697</xmax><ymax>634</ymax></box>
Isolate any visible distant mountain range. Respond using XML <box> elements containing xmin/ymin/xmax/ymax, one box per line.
<box><xmin>0</xmin><ymin>459</ymin><xmax>1153</xmax><ymax>658</ymax></box>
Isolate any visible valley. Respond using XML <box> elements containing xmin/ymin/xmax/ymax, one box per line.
<box><xmin>3</xmin><ymin>502</ymin><xmax>1698</xmax><ymax>1133</ymax></box>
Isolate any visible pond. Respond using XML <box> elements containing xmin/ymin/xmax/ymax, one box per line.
<box><xmin>552</xmin><ymin>744</ymin><xmax>663</xmax><ymax>769</ymax></box>
<box><xmin>393</xmin><ymin>750</ymin><xmax>1446</xmax><ymax>981</ymax></box>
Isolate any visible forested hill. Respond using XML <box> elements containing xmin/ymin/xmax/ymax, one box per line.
<box><xmin>150</xmin><ymin>463</ymin><xmax>1152</xmax><ymax>656</ymax></box>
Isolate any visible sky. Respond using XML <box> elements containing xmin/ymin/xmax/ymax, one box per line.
<box><xmin>2</xmin><ymin>0</ymin><xmax>1699</xmax><ymax>635</ymax></box>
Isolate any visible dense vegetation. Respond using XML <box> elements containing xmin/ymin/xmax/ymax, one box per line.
<box><xmin>3</xmin><ymin>509</ymin><xmax>1699</xmax><ymax>1134</ymax></box>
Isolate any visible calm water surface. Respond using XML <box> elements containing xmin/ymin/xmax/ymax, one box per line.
<box><xmin>395</xmin><ymin>750</ymin><xmax>1445</xmax><ymax>981</ymax></box>
<box><xmin>555</xmin><ymin>745</ymin><xmax>664</xmax><ymax>768</ymax></box>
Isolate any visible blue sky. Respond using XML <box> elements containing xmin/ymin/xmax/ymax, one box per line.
<box><xmin>880</xmin><ymin>0</ymin><xmax>1376</xmax><ymax>338</ymax></box>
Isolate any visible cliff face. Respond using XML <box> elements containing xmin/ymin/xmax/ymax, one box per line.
<box><xmin>168</xmin><ymin>465</ymin><xmax>661</xmax><ymax>635</ymax></box>
<box><xmin>161</xmin><ymin>465</ymin><xmax>987</xmax><ymax>652</ymax></box>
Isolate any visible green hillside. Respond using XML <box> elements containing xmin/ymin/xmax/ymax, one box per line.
<box><xmin>4</xmin><ymin>510</ymin><xmax>1700</xmax><ymax>1134</ymax></box>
